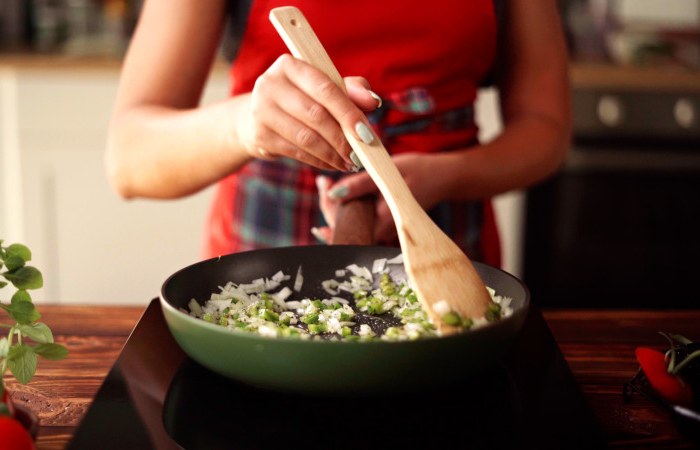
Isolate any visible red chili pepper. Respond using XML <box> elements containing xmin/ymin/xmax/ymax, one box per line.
<box><xmin>635</xmin><ymin>347</ymin><xmax>693</xmax><ymax>406</ymax></box>
<box><xmin>0</xmin><ymin>415</ymin><xmax>35</xmax><ymax>450</ymax></box>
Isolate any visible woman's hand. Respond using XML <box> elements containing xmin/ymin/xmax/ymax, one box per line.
<box><xmin>238</xmin><ymin>54</ymin><xmax>380</xmax><ymax>172</ymax></box>
<box><xmin>316</xmin><ymin>152</ymin><xmax>447</xmax><ymax>244</ymax></box>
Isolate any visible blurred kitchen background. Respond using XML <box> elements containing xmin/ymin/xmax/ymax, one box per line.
<box><xmin>1</xmin><ymin>0</ymin><xmax>699</xmax><ymax>308</ymax></box>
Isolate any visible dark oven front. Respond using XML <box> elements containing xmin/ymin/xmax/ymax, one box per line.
<box><xmin>524</xmin><ymin>89</ymin><xmax>700</xmax><ymax>308</ymax></box>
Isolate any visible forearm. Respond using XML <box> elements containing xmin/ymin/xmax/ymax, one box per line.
<box><xmin>434</xmin><ymin>114</ymin><xmax>570</xmax><ymax>201</ymax></box>
<box><xmin>105</xmin><ymin>95</ymin><xmax>253</xmax><ymax>199</ymax></box>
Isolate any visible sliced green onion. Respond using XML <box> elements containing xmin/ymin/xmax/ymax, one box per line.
<box><xmin>302</xmin><ymin>313</ymin><xmax>319</xmax><ymax>324</ymax></box>
<box><xmin>308</xmin><ymin>323</ymin><xmax>327</xmax><ymax>334</ymax></box>
<box><xmin>485</xmin><ymin>303</ymin><xmax>501</xmax><ymax>322</ymax></box>
<box><xmin>441</xmin><ymin>313</ymin><xmax>461</xmax><ymax>326</ymax></box>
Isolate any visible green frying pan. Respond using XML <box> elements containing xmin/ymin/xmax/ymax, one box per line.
<box><xmin>160</xmin><ymin>242</ymin><xmax>529</xmax><ymax>395</ymax></box>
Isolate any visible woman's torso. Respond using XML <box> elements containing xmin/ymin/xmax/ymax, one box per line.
<box><xmin>202</xmin><ymin>0</ymin><xmax>502</xmax><ymax>265</ymax></box>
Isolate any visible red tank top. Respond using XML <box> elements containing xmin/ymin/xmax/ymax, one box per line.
<box><xmin>202</xmin><ymin>0</ymin><xmax>501</xmax><ymax>267</ymax></box>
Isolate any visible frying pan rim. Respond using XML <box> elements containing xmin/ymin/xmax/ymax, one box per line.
<box><xmin>160</xmin><ymin>245</ymin><xmax>531</xmax><ymax>347</ymax></box>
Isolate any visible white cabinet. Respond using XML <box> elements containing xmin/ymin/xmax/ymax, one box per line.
<box><xmin>1</xmin><ymin>64</ymin><xmax>229</xmax><ymax>304</ymax></box>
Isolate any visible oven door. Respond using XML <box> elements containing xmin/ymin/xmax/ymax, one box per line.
<box><xmin>524</xmin><ymin>136</ymin><xmax>700</xmax><ymax>308</ymax></box>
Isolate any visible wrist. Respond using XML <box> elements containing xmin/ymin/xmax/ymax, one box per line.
<box><xmin>221</xmin><ymin>93</ymin><xmax>257</xmax><ymax>163</ymax></box>
<box><xmin>424</xmin><ymin>148</ymin><xmax>480</xmax><ymax>202</ymax></box>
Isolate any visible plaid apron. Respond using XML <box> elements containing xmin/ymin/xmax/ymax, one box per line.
<box><xmin>202</xmin><ymin>0</ymin><xmax>501</xmax><ymax>267</ymax></box>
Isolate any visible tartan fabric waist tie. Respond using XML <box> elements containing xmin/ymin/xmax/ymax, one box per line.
<box><xmin>367</xmin><ymin>86</ymin><xmax>475</xmax><ymax>139</ymax></box>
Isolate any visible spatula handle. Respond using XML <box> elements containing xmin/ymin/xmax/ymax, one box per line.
<box><xmin>269</xmin><ymin>6</ymin><xmax>423</xmax><ymax>228</ymax></box>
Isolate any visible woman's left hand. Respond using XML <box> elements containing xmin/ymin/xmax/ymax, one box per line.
<box><xmin>315</xmin><ymin>152</ymin><xmax>446</xmax><ymax>244</ymax></box>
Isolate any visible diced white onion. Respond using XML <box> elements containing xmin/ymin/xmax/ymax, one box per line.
<box><xmin>346</xmin><ymin>264</ymin><xmax>373</xmax><ymax>282</ymax></box>
<box><xmin>285</xmin><ymin>301</ymin><xmax>304</xmax><ymax>310</ymax></box>
<box><xmin>372</xmin><ymin>258</ymin><xmax>387</xmax><ymax>274</ymax></box>
<box><xmin>294</xmin><ymin>266</ymin><xmax>304</xmax><ymax>292</ymax></box>
<box><xmin>321</xmin><ymin>279</ymin><xmax>339</xmax><ymax>295</ymax></box>
<box><xmin>386</xmin><ymin>254</ymin><xmax>403</xmax><ymax>265</ymax></box>
<box><xmin>188</xmin><ymin>299</ymin><xmax>202</xmax><ymax>316</ymax></box>
<box><xmin>271</xmin><ymin>271</ymin><xmax>286</xmax><ymax>283</ymax></box>
<box><xmin>432</xmin><ymin>300</ymin><xmax>451</xmax><ymax>316</ymax></box>
<box><xmin>258</xmin><ymin>325</ymin><xmax>278</xmax><ymax>338</ymax></box>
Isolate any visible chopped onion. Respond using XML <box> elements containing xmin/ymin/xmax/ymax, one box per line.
<box><xmin>321</xmin><ymin>279</ymin><xmax>339</xmax><ymax>295</ymax></box>
<box><xmin>293</xmin><ymin>265</ymin><xmax>304</xmax><ymax>292</ymax></box>
<box><xmin>372</xmin><ymin>258</ymin><xmax>387</xmax><ymax>274</ymax></box>
<box><xmin>271</xmin><ymin>270</ymin><xmax>286</xmax><ymax>283</ymax></box>
<box><xmin>188</xmin><ymin>299</ymin><xmax>202</xmax><ymax>316</ymax></box>
<box><xmin>386</xmin><ymin>254</ymin><xmax>403</xmax><ymax>265</ymax></box>
<box><xmin>285</xmin><ymin>300</ymin><xmax>304</xmax><ymax>310</ymax></box>
<box><xmin>432</xmin><ymin>300</ymin><xmax>451</xmax><ymax>316</ymax></box>
<box><xmin>273</xmin><ymin>287</ymin><xmax>293</xmax><ymax>307</ymax></box>
<box><xmin>346</xmin><ymin>264</ymin><xmax>373</xmax><ymax>282</ymax></box>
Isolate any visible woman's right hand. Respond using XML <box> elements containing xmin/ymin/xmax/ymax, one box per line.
<box><xmin>238</xmin><ymin>54</ymin><xmax>380</xmax><ymax>172</ymax></box>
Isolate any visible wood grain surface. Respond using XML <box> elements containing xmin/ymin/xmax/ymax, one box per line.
<box><xmin>3</xmin><ymin>306</ymin><xmax>699</xmax><ymax>449</ymax></box>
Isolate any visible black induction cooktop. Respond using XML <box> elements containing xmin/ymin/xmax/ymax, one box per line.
<box><xmin>66</xmin><ymin>299</ymin><xmax>607</xmax><ymax>449</ymax></box>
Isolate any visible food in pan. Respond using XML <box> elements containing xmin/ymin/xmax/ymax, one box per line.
<box><xmin>185</xmin><ymin>256</ymin><xmax>512</xmax><ymax>341</ymax></box>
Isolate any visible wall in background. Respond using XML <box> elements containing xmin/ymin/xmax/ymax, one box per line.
<box><xmin>0</xmin><ymin>66</ymin><xmax>225</xmax><ymax>304</ymax></box>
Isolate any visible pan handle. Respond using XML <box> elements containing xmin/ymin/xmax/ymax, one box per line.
<box><xmin>330</xmin><ymin>196</ymin><xmax>375</xmax><ymax>246</ymax></box>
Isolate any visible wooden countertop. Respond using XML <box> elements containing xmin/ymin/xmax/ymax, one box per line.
<box><xmin>3</xmin><ymin>305</ymin><xmax>699</xmax><ymax>449</ymax></box>
<box><xmin>570</xmin><ymin>61</ymin><xmax>700</xmax><ymax>92</ymax></box>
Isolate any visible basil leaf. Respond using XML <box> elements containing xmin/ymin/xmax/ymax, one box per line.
<box><xmin>7</xmin><ymin>344</ymin><xmax>38</xmax><ymax>385</ymax></box>
<box><xmin>3</xmin><ymin>299</ymin><xmax>41</xmax><ymax>325</ymax></box>
<box><xmin>0</xmin><ymin>281</ymin><xmax>7</xmax><ymax>289</ymax></box>
<box><xmin>5</xmin><ymin>243</ymin><xmax>31</xmax><ymax>262</ymax></box>
<box><xmin>0</xmin><ymin>337</ymin><xmax>8</xmax><ymax>357</ymax></box>
<box><xmin>18</xmin><ymin>323</ymin><xmax>54</xmax><ymax>344</ymax></box>
<box><xmin>33</xmin><ymin>343</ymin><xmax>68</xmax><ymax>360</ymax></box>
<box><xmin>11</xmin><ymin>289</ymin><xmax>32</xmax><ymax>303</ymax></box>
<box><xmin>3</xmin><ymin>255</ymin><xmax>25</xmax><ymax>272</ymax></box>
<box><xmin>4</xmin><ymin>266</ymin><xmax>43</xmax><ymax>290</ymax></box>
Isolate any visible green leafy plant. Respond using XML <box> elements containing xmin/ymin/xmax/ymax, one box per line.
<box><xmin>0</xmin><ymin>240</ymin><xmax>68</xmax><ymax>417</ymax></box>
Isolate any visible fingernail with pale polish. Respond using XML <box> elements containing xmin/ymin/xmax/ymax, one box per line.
<box><xmin>349</xmin><ymin>151</ymin><xmax>363</xmax><ymax>170</ymax></box>
<box><xmin>368</xmin><ymin>90</ymin><xmax>382</xmax><ymax>109</ymax></box>
<box><xmin>328</xmin><ymin>185</ymin><xmax>349</xmax><ymax>200</ymax></box>
<box><xmin>315</xmin><ymin>175</ymin><xmax>327</xmax><ymax>193</ymax></box>
<box><xmin>310</xmin><ymin>227</ymin><xmax>328</xmax><ymax>244</ymax></box>
<box><xmin>355</xmin><ymin>122</ymin><xmax>374</xmax><ymax>144</ymax></box>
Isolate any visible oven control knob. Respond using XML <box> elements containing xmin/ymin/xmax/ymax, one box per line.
<box><xmin>597</xmin><ymin>95</ymin><xmax>623</xmax><ymax>127</ymax></box>
<box><xmin>674</xmin><ymin>98</ymin><xmax>695</xmax><ymax>129</ymax></box>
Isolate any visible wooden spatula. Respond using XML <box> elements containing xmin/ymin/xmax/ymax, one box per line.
<box><xmin>270</xmin><ymin>6</ymin><xmax>493</xmax><ymax>334</ymax></box>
